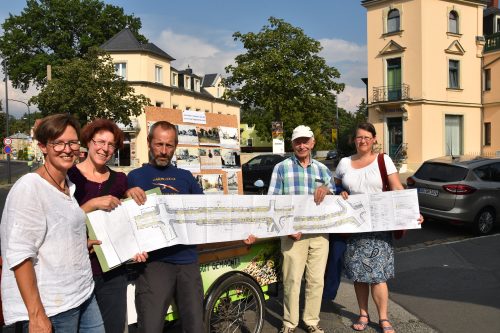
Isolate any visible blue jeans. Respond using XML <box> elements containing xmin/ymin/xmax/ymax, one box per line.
<box><xmin>13</xmin><ymin>294</ymin><xmax>104</xmax><ymax>333</ymax></box>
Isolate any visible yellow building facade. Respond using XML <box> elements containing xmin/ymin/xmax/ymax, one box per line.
<box><xmin>101</xmin><ymin>29</ymin><xmax>240</xmax><ymax>166</ymax></box>
<box><xmin>482</xmin><ymin>3</ymin><xmax>500</xmax><ymax>155</ymax></box>
<box><xmin>362</xmin><ymin>0</ymin><xmax>487</xmax><ymax>171</ymax></box>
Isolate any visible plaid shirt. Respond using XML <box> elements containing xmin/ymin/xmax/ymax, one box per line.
<box><xmin>267</xmin><ymin>154</ymin><xmax>333</xmax><ymax>195</ymax></box>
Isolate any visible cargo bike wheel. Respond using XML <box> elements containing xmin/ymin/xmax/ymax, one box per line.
<box><xmin>204</xmin><ymin>273</ymin><xmax>265</xmax><ymax>333</ymax></box>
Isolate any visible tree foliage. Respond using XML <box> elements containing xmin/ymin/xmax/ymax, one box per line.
<box><xmin>223</xmin><ymin>17</ymin><xmax>344</xmax><ymax>149</ymax></box>
<box><xmin>0</xmin><ymin>0</ymin><xmax>146</xmax><ymax>92</ymax></box>
<box><xmin>30</xmin><ymin>48</ymin><xmax>150</xmax><ymax>126</ymax></box>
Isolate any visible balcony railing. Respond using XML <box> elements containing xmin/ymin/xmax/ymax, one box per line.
<box><xmin>372</xmin><ymin>84</ymin><xmax>410</xmax><ymax>103</ymax></box>
<box><xmin>485</xmin><ymin>32</ymin><xmax>500</xmax><ymax>53</ymax></box>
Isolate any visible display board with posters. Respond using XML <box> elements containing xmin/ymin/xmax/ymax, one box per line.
<box><xmin>145</xmin><ymin>107</ymin><xmax>243</xmax><ymax>194</ymax></box>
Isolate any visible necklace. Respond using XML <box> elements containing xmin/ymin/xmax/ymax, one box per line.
<box><xmin>43</xmin><ymin>164</ymin><xmax>67</xmax><ymax>193</ymax></box>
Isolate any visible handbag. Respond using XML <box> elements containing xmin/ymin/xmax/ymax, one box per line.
<box><xmin>377</xmin><ymin>153</ymin><xmax>407</xmax><ymax>240</ymax></box>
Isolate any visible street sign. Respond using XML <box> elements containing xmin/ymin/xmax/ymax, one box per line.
<box><xmin>3</xmin><ymin>145</ymin><xmax>12</xmax><ymax>154</ymax></box>
<box><xmin>3</xmin><ymin>138</ymin><xmax>12</xmax><ymax>145</ymax></box>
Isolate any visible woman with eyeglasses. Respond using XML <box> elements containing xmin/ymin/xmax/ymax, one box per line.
<box><xmin>1</xmin><ymin>114</ymin><xmax>104</xmax><ymax>332</ymax></box>
<box><xmin>67</xmin><ymin>119</ymin><xmax>147</xmax><ymax>333</ymax></box>
<box><xmin>334</xmin><ymin>122</ymin><xmax>423</xmax><ymax>333</ymax></box>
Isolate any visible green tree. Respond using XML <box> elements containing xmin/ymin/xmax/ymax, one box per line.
<box><xmin>0</xmin><ymin>0</ymin><xmax>146</xmax><ymax>92</ymax></box>
<box><xmin>30</xmin><ymin>48</ymin><xmax>150</xmax><ymax>126</ymax></box>
<box><xmin>223</xmin><ymin>17</ymin><xmax>344</xmax><ymax>149</ymax></box>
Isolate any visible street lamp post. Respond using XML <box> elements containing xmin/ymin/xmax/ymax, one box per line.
<box><xmin>8</xmin><ymin>99</ymin><xmax>32</xmax><ymax>170</ymax></box>
<box><xmin>8</xmin><ymin>99</ymin><xmax>30</xmax><ymax>136</ymax></box>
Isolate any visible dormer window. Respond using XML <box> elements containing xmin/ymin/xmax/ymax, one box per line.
<box><xmin>185</xmin><ymin>76</ymin><xmax>191</xmax><ymax>90</ymax></box>
<box><xmin>449</xmin><ymin>10</ymin><xmax>459</xmax><ymax>34</ymax></box>
<box><xmin>194</xmin><ymin>79</ymin><xmax>200</xmax><ymax>92</ymax></box>
<box><xmin>171</xmin><ymin>72</ymin><xmax>178</xmax><ymax>86</ymax></box>
<box><xmin>387</xmin><ymin>9</ymin><xmax>400</xmax><ymax>33</ymax></box>
<box><xmin>155</xmin><ymin>65</ymin><xmax>163</xmax><ymax>84</ymax></box>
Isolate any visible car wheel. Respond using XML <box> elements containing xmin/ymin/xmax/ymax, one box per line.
<box><xmin>474</xmin><ymin>208</ymin><xmax>496</xmax><ymax>235</ymax></box>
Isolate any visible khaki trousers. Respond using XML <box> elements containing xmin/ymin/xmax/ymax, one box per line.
<box><xmin>281</xmin><ymin>234</ymin><xmax>329</xmax><ymax>328</ymax></box>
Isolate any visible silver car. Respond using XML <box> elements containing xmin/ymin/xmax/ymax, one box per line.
<box><xmin>406</xmin><ymin>156</ymin><xmax>500</xmax><ymax>235</ymax></box>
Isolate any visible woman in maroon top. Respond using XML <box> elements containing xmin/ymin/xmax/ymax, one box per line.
<box><xmin>68</xmin><ymin>119</ymin><xmax>147</xmax><ymax>333</ymax></box>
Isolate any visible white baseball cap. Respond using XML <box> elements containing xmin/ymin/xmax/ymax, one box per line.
<box><xmin>291</xmin><ymin>125</ymin><xmax>314</xmax><ymax>141</ymax></box>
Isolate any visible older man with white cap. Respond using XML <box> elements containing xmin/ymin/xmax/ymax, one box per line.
<box><xmin>268</xmin><ymin>125</ymin><xmax>333</xmax><ymax>333</ymax></box>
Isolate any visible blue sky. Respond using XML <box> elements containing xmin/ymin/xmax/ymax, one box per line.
<box><xmin>0</xmin><ymin>0</ymin><xmax>368</xmax><ymax>117</ymax></box>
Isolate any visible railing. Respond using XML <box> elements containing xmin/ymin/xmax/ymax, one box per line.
<box><xmin>484</xmin><ymin>32</ymin><xmax>500</xmax><ymax>53</ymax></box>
<box><xmin>393</xmin><ymin>142</ymin><xmax>408</xmax><ymax>170</ymax></box>
<box><xmin>372</xmin><ymin>84</ymin><xmax>410</xmax><ymax>103</ymax></box>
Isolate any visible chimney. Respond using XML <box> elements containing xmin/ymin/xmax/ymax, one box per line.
<box><xmin>488</xmin><ymin>0</ymin><xmax>498</xmax><ymax>8</ymax></box>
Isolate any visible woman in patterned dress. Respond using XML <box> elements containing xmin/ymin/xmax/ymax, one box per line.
<box><xmin>334</xmin><ymin>122</ymin><xmax>423</xmax><ymax>333</ymax></box>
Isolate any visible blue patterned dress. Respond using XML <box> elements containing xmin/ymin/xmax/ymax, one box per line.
<box><xmin>334</xmin><ymin>155</ymin><xmax>398</xmax><ymax>283</ymax></box>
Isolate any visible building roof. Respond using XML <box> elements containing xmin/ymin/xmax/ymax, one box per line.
<box><xmin>202</xmin><ymin>74</ymin><xmax>219</xmax><ymax>87</ymax></box>
<box><xmin>100</xmin><ymin>28</ymin><xmax>175</xmax><ymax>61</ymax></box>
<box><xmin>9</xmin><ymin>132</ymin><xmax>29</xmax><ymax>139</ymax></box>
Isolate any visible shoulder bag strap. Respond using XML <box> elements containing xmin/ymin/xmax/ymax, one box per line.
<box><xmin>377</xmin><ymin>153</ymin><xmax>390</xmax><ymax>192</ymax></box>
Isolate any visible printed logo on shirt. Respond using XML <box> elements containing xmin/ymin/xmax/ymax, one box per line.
<box><xmin>153</xmin><ymin>182</ymin><xmax>180</xmax><ymax>193</ymax></box>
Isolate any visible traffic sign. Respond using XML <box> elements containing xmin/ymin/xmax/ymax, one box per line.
<box><xmin>3</xmin><ymin>138</ymin><xmax>12</xmax><ymax>145</ymax></box>
<box><xmin>3</xmin><ymin>145</ymin><xmax>12</xmax><ymax>154</ymax></box>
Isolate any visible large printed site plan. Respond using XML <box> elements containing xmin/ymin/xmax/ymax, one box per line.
<box><xmin>87</xmin><ymin>189</ymin><xmax>420</xmax><ymax>271</ymax></box>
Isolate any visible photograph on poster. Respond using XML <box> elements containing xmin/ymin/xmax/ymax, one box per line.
<box><xmin>175</xmin><ymin>148</ymin><xmax>200</xmax><ymax>172</ymax></box>
<box><xmin>197</xmin><ymin>126</ymin><xmax>221</xmax><ymax>146</ymax></box>
<box><xmin>194</xmin><ymin>174</ymin><xmax>203</xmax><ymax>191</ymax></box>
<box><xmin>226</xmin><ymin>172</ymin><xmax>239</xmax><ymax>194</ymax></box>
<box><xmin>199</xmin><ymin>148</ymin><xmax>222</xmax><ymax>169</ymax></box>
<box><xmin>177</xmin><ymin>125</ymin><xmax>199</xmax><ymax>145</ymax></box>
<box><xmin>219</xmin><ymin>126</ymin><xmax>239</xmax><ymax>148</ymax></box>
<box><xmin>221</xmin><ymin>149</ymin><xmax>241</xmax><ymax>169</ymax></box>
<box><xmin>198</xmin><ymin>174</ymin><xmax>224</xmax><ymax>194</ymax></box>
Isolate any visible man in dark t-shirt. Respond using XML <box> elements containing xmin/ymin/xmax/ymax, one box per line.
<box><xmin>126</xmin><ymin>121</ymin><xmax>204</xmax><ymax>333</ymax></box>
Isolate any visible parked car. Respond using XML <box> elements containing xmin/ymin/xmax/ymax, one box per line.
<box><xmin>406</xmin><ymin>156</ymin><xmax>500</xmax><ymax>235</ymax></box>
<box><xmin>325</xmin><ymin>150</ymin><xmax>338</xmax><ymax>160</ymax></box>
<box><xmin>242</xmin><ymin>154</ymin><xmax>288</xmax><ymax>192</ymax></box>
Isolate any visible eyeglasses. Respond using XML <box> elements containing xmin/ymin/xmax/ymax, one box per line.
<box><xmin>91</xmin><ymin>139</ymin><xmax>117</xmax><ymax>151</ymax></box>
<box><xmin>355</xmin><ymin>136</ymin><xmax>374</xmax><ymax>142</ymax></box>
<box><xmin>49</xmin><ymin>140</ymin><xmax>81</xmax><ymax>152</ymax></box>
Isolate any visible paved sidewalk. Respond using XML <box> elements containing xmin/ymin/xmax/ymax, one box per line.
<box><xmin>255</xmin><ymin>277</ymin><xmax>436</xmax><ymax>333</ymax></box>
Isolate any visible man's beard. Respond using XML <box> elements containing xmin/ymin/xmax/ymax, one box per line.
<box><xmin>149</xmin><ymin>151</ymin><xmax>171</xmax><ymax>167</ymax></box>
<box><xmin>154</xmin><ymin>157</ymin><xmax>170</xmax><ymax>167</ymax></box>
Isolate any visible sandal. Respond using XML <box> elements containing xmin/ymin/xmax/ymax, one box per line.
<box><xmin>352</xmin><ymin>314</ymin><xmax>370</xmax><ymax>331</ymax></box>
<box><xmin>379</xmin><ymin>319</ymin><xmax>395</xmax><ymax>332</ymax></box>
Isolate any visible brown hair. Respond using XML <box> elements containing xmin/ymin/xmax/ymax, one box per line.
<box><xmin>81</xmin><ymin>119</ymin><xmax>125</xmax><ymax>149</ymax></box>
<box><xmin>148</xmin><ymin>121</ymin><xmax>178</xmax><ymax>145</ymax></box>
<box><xmin>355</xmin><ymin>122</ymin><xmax>377</xmax><ymax>138</ymax></box>
<box><xmin>34</xmin><ymin>113</ymin><xmax>81</xmax><ymax>145</ymax></box>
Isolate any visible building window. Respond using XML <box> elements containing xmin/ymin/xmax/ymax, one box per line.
<box><xmin>496</xmin><ymin>16</ymin><xmax>500</xmax><ymax>33</ymax></box>
<box><xmin>449</xmin><ymin>60</ymin><xmax>460</xmax><ymax>89</ymax></box>
<box><xmin>155</xmin><ymin>101</ymin><xmax>163</xmax><ymax>107</ymax></box>
<box><xmin>171</xmin><ymin>73</ymin><xmax>178</xmax><ymax>86</ymax></box>
<box><xmin>387</xmin><ymin>9</ymin><xmax>400</xmax><ymax>33</ymax></box>
<box><xmin>449</xmin><ymin>11</ymin><xmax>459</xmax><ymax>34</ymax></box>
<box><xmin>173</xmin><ymin>104</ymin><xmax>179</xmax><ymax>109</ymax></box>
<box><xmin>186</xmin><ymin>106</ymin><xmax>191</xmax><ymax>110</ymax></box>
<box><xmin>185</xmin><ymin>76</ymin><xmax>191</xmax><ymax>90</ymax></box>
<box><xmin>247</xmin><ymin>138</ymin><xmax>253</xmax><ymax>147</ymax></box>
<box><xmin>484</xmin><ymin>68</ymin><xmax>491</xmax><ymax>91</ymax></box>
<box><xmin>155</xmin><ymin>65</ymin><xmax>163</xmax><ymax>83</ymax></box>
<box><xmin>114</xmin><ymin>63</ymin><xmax>126</xmax><ymax>79</ymax></box>
<box><xmin>194</xmin><ymin>79</ymin><xmax>200</xmax><ymax>92</ymax></box>
<box><xmin>205</xmin><ymin>110</ymin><xmax>210</xmax><ymax>113</ymax></box>
<box><xmin>484</xmin><ymin>122</ymin><xmax>491</xmax><ymax>146</ymax></box>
